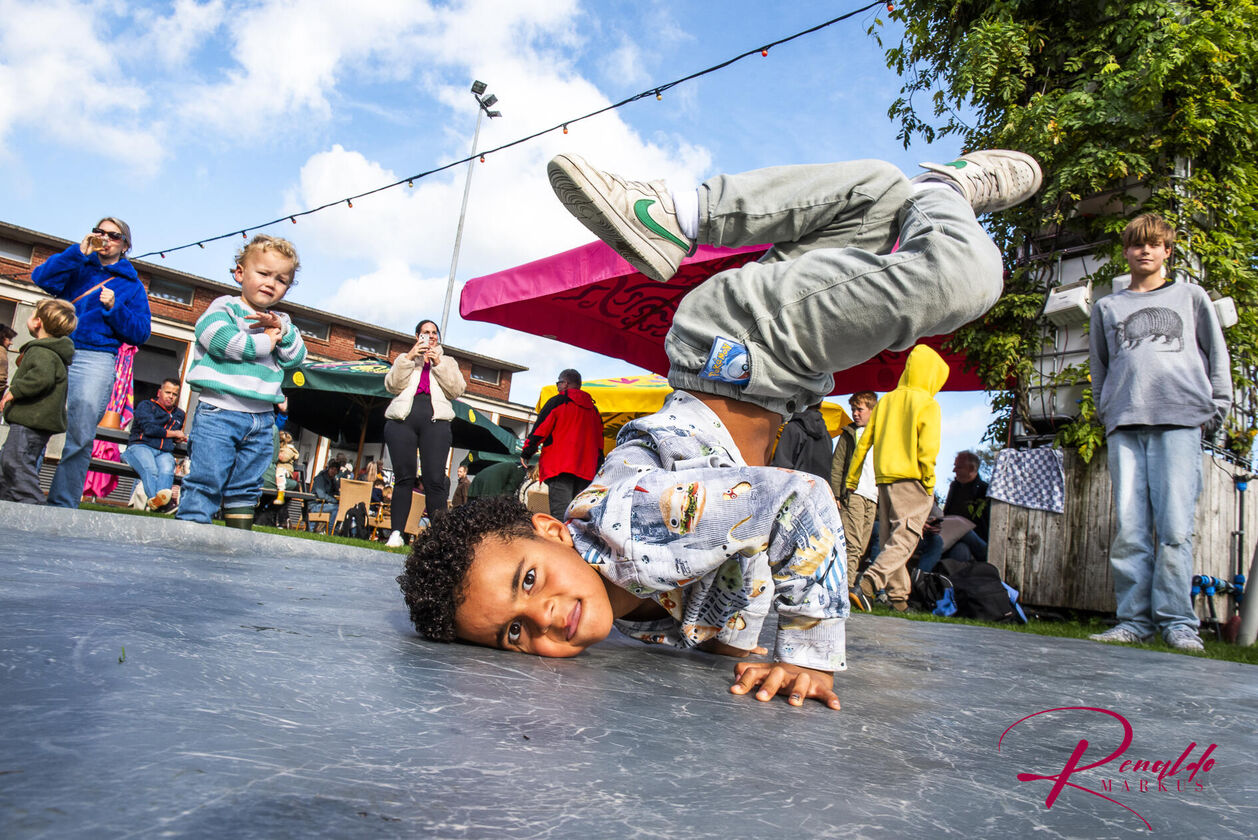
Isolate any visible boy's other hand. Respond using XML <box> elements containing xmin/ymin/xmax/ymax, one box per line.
<box><xmin>0</xmin><ymin>392</ymin><xmax>12</xmax><ymax>412</ymax></box>
<box><xmin>730</xmin><ymin>661</ymin><xmax>840</xmax><ymax>710</ymax></box>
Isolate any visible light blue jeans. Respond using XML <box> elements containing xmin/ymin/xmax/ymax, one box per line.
<box><xmin>1106</xmin><ymin>427</ymin><xmax>1203</xmax><ymax>639</ymax></box>
<box><xmin>121</xmin><ymin>443</ymin><xmax>175</xmax><ymax>500</ymax></box>
<box><xmin>176</xmin><ymin>403</ymin><xmax>274</xmax><ymax>524</ymax></box>
<box><xmin>666</xmin><ymin>161</ymin><xmax>1003</xmax><ymax>417</ymax></box>
<box><xmin>46</xmin><ymin>348</ymin><xmax>116</xmax><ymax>508</ymax></box>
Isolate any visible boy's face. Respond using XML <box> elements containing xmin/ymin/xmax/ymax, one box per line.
<box><xmin>455</xmin><ymin>513</ymin><xmax>615</xmax><ymax>658</ymax></box>
<box><xmin>234</xmin><ymin>249</ymin><xmax>295</xmax><ymax>310</ymax></box>
<box><xmin>1123</xmin><ymin>239</ymin><xmax>1172</xmax><ymax>279</ymax></box>
<box><xmin>849</xmin><ymin>402</ymin><xmax>873</xmax><ymax>426</ymax></box>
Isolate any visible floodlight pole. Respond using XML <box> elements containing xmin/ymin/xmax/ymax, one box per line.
<box><xmin>440</xmin><ymin>82</ymin><xmax>501</xmax><ymax>339</ymax></box>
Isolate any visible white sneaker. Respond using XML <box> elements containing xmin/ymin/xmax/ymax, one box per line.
<box><xmin>547</xmin><ymin>153</ymin><xmax>694</xmax><ymax>283</ymax></box>
<box><xmin>918</xmin><ymin>150</ymin><xmax>1042</xmax><ymax>214</ymax></box>
<box><xmin>1164</xmin><ymin>626</ymin><xmax>1205</xmax><ymax>651</ymax></box>
<box><xmin>385</xmin><ymin>530</ymin><xmax>405</xmax><ymax>548</ymax></box>
<box><xmin>1088</xmin><ymin>626</ymin><xmax>1150</xmax><ymax>644</ymax></box>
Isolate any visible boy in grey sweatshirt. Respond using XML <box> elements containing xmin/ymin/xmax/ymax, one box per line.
<box><xmin>1088</xmin><ymin>213</ymin><xmax>1231</xmax><ymax>652</ymax></box>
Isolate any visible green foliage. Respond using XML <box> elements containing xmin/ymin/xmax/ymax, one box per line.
<box><xmin>877</xmin><ymin>1</ymin><xmax>1258</xmax><ymax>452</ymax></box>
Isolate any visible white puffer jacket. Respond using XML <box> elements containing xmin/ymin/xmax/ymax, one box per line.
<box><xmin>383</xmin><ymin>347</ymin><xmax>467</xmax><ymax>422</ymax></box>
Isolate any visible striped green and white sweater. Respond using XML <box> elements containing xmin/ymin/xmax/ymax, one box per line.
<box><xmin>187</xmin><ymin>296</ymin><xmax>307</xmax><ymax>413</ymax></box>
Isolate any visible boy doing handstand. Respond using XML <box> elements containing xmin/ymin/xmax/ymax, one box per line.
<box><xmin>399</xmin><ymin>150</ymin><xmax>1042</xmax><ymax>710</ymax></box>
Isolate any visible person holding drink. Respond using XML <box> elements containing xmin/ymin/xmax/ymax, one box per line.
<box><xmin>382</xmin><ymin>320</ymin><xmax>467</xmax><ymax>547</ymax></box>
<box><xmin>32</xmin><ymin>218</ymin><xmax>152</xmax><ymax>508</ymax></box>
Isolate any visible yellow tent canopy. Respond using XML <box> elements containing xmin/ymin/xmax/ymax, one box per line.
<box><xmin>534</xmin><ymin>374</ymin><xmax>851</xmax><ymax>454</ymax></box>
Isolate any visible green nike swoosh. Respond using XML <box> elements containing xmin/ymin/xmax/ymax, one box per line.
<box><xmin>942</xmin><ymin>161</ymin><xmax>968</xmax><ymax>169</ymax></box>
<box><xmin>633</xmin><ymin>199</ymin><xmax>690</xmax><ymax>251</ymax></box>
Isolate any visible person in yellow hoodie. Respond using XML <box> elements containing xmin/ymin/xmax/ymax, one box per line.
<box><xmin>846</xmin><ymin>344</ymin><xmax>949</xmax><ymax>610</ymax></box>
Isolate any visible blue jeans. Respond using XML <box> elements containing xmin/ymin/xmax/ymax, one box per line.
<box><xmin>121</xmin><ymin>443</ymin><xmax>175</xmax><ymax>499</ymax></box>
<box><xmin>307</xmin><ymin>500</ymin><xmax>338</xmax><ymax>531</ymax></box>
<box><xmin>1106</xmin><ymin>427</ymin><xmax>1202</xmax><ymax>639</ymax></box>
<box><xmin>945</xmin><ymin>530</ymin><xmax>989</xmax><ymax>563</ymax></box>
<box><xmin>46</xmin><ymin>349</ymin><xmax>116</xmax><ymax>508</ymax></box>
<box><xmin>176</xmin><ymin>403</ymin><xmax>274</xmax><ymax>524</ymax></box>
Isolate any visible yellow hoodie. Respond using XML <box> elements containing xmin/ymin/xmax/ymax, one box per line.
<box><xmin>846</xmin><ymin>344</ymin><xmax>949</xmax><ymax>492</ymax></box>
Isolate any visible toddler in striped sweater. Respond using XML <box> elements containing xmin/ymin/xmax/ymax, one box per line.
<box><xmin>177</xmin><ymin>235</ymin><xmax>307</xmax><ymax>528</ymax></box>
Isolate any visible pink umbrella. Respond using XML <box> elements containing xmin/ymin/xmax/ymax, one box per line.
<box><xmin>461</xmin><ymin>241</ymin><xmax>986</xmax><ymax>394</ymax></box>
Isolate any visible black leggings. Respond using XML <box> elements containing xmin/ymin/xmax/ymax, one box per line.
<box><xmin>384</xmin><ymin>394</ymin><xmax>452</xmax><ymax>530</ymax></box>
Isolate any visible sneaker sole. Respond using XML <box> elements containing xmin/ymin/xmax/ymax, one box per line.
<box><xmin>547</xmin><ymin>154</ymin><xmax>678</xmax><ymax>283</ymax></box>
<box><xmin>922</xmin><ymin>150</ymin><xmax>1042</xmax><ymax>213</ymax></box>
<box><xmin>848</xmin><ymin>589</ymin><xmax>871</xmax><ymax>613</ymax></box>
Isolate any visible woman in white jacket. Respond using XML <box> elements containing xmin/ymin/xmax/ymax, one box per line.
<box><xmin>382</xmin><ymin>320</ymin><xmax>467</xmax><ymax>547</ymax></box>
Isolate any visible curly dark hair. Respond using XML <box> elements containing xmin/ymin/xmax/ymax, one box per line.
<box><xmin>396</xmin><ymin>495</ymin><xmax>535</xmax><ymax>642</ymax></box>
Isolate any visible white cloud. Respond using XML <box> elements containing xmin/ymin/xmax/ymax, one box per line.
<box><xmin>0</xmin><ymin>0</ymin><xmax>164</xmax><ymax>172</ymax></box>
<box><xmin>143</xmin><ymin>0</ymin><xmax>226</xmax><ymax>67</ymax></box>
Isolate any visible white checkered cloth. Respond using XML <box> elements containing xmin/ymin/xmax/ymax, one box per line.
<box><xmin>988</xmin><ymin>448</ymin><xmax>1065</xmax><ymax>513</ymax></box>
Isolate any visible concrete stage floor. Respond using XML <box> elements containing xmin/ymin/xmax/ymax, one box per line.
<box><xmin>2</xmin><ymin>501</ymin><xmax>1255</xmax><ymax>839</ymax></box>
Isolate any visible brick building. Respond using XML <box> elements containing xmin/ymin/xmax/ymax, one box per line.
<box><xmin>0</xmin><ymin>220</ymin><xmax>534</xmax><ymax>484</ymax></box>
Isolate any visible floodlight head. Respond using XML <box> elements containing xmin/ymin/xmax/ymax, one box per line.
<box><xmin>481</xmin><ymin>94</ymin><xmax>498</xmax><ymax>108</ymax></box>
<box><xmin>470</xmin><ymin>80</ymin><xmax>487</xmax><ymax>95</ymax></box>
<box><xmin>486</xmin><ymin>110</ymin><xmax>502</xmax><ymax>118</ymax></box>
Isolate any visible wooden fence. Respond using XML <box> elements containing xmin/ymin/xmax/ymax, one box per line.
<box><xmin>988</xmin><ymin>449</ymin><xmax>1254</xmax><ymax>621</ymax></box>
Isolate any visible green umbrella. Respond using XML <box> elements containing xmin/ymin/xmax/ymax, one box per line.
<box><xmin>282</xmin><ymin>359</ymin><xmax>520</xmax><ymax>469</ymax></box>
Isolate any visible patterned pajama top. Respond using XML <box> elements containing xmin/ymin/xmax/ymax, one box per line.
<box><xmin>567</xmin><ymin>391</ymin><xmax>849</xmax><ymax>672</ymax></box>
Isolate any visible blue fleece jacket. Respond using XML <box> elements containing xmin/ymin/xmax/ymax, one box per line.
<box><xmin>32</xmin><ymin>244</ymin><xmax>152</xmax><ymax>353</ymax></box>
<box><xmin>127</xmin><ymin>398</ymin><xmax>186</xmax><ymax>454</ymax></box>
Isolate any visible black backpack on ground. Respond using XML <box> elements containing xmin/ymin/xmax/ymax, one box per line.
<box><xmin>909</xmin><ymin>567</ymin><xmax>955</xmax><ymax>613</ymax></box>
<box><xmin>939</xmin><ymin>557</ymin><xmax>1019</xmax><ymax>622</ymax></box>
<box><xmin>336</xmin><ymin>502</ymin><xmax>369</xmax><ymax>540</ymax></box>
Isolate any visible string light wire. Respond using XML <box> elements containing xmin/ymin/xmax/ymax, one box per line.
<box><xmin>126</xmin><ymin>1</ymin><xmax>886</xmax><ymax>261</ymax></box>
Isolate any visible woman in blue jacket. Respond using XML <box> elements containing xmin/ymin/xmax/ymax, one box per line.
<box><xmin>32</xmin><ymin>217</ymin><xmax>152</xmax><ymax>508</ymax></box>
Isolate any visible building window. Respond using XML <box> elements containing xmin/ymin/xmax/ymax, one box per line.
<box><xmin>147</xmin><ymin>277</ymin><xmax>195</xmax><ymax>305</ymax></box>
<box><xmin>0</xmin><ymin>237</ymin><xmax>32</xmax><ymax>264</ymax></box>
<box><xmin>289</xmin><ymin>315</ymin><xmax>329</xmax><ymax>341</ymax></box>
<box><xmin>470</xmin><ymin>364</ymin><xmax>500</xmax><ymax>386</ymax></box>
<box><xmin>354</xmin><ymin>333</ymin><xmax>389</xmax><ymax>356</ymax></box>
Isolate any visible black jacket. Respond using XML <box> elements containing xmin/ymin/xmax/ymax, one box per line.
<box><xmin>770</xmin><ymin>408</ymin><xmax>832</xmax><ymax>479</ymax></box>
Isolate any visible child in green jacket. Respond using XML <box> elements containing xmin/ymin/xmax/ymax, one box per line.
<box><xmin>0</xmin><ymin>299</ymin><xmax>78</xmax><ymax>504</ymax></box>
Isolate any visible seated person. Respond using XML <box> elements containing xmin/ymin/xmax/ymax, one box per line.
<box><xmin>122</xmin><ymin>377</ymin><xmax>186</xmax><ymax>512</ymax></box>
<box><xmin>307</xmin><ymin>462</ymin><xmax>340</xmax><ymax>531</ymax></box>
<box><xmin>397</xmin><ymin>148</ymin><xmax>1041</xmax><ymax>709</ymax></box>
<box><xmin>942</xmin><ymin>451</ymin><xmax>989</xmax><ymax>563</ymax></box>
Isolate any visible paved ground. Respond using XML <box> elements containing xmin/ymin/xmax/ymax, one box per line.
<box><xmin>2</xmin><ymin>500</ymin><xmax>1255</xmax><ymax>839</ymax></box>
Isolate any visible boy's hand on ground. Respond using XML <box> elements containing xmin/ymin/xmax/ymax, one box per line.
<box><xmin>730</xmin><ymin>661</ymin><xmax>840</xmax><ymax>710</ymax></box>
<box><xmin>696</xmin><ymin>639</ymin><xmax>768</xmax><ymax>658</ymax></box>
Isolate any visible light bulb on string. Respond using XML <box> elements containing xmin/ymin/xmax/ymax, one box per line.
<box><xmin>197</xmin><ymin>242</ymin><xmax>205</xmax><ymax>249</ymax></box>
<box><xmin>290</xmin><ymin>217</ymin><xmax>297</xmax><ymax>224</ymax></box>
<box><xmin>562</xmin><ymin>124</ymin><xmax>568</xmax><ymax>135</ymax></box>
<box><xmin>346</xmin><ymin>199</ymin><xmax>353</xmax><ymax>208</ymax></box>
<box><xmin>761</xmin><ymin>49</ymin><xmax>768</xmax><ymax>57</ymax></box>
<box><xmin>407</xmin><ymin>180</ymin><xmax>414</xmax><ymax>188</ymax></box>
<box><xmin>480</xmin><ymin>155</ymin><xmax>485</xmax><ymax>163</ymax></box>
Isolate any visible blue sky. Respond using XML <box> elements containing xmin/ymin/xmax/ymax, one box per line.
<box><xmin>0</xmin><ymin>0</ymin><xmax>999</xmax><ymax>488</ymax></box>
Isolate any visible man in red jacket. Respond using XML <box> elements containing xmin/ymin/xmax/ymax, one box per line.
<box><xmin>521</xmin><ymin>369</ymin><xmax>605</xmax><ymax>520</ymax></box>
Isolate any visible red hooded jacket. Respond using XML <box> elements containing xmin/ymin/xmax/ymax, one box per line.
<box><xmin>522</xmin><ymin>387</ymin><xmax>604</xmax><ymax>483</ymax></box>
